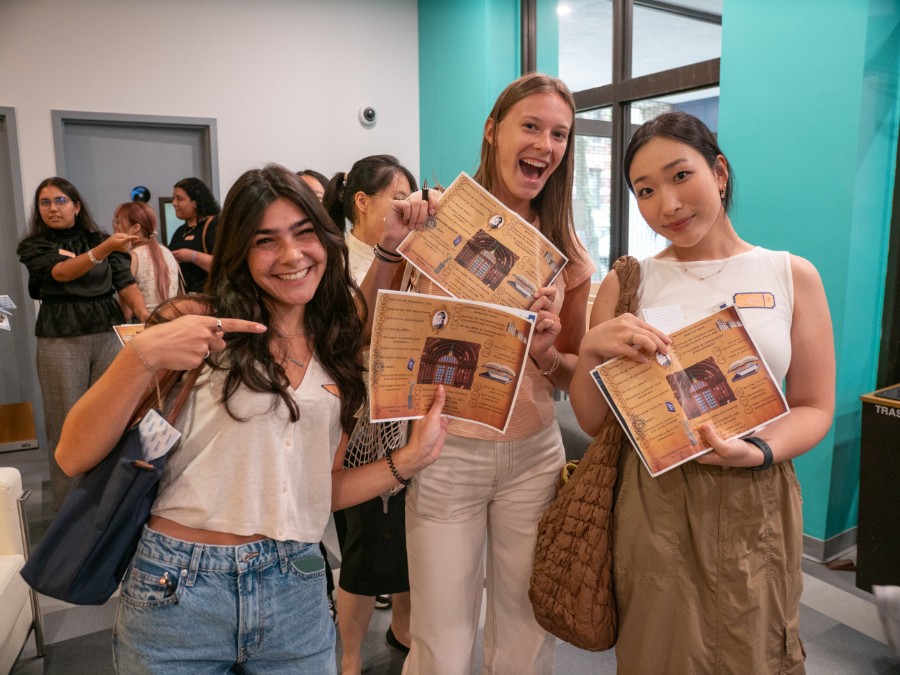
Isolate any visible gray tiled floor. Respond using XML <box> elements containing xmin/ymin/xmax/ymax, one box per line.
<box><xmin>7</xmin><ymin>445</ymin><xmax>900</xmax><ymax>674</ymax></box>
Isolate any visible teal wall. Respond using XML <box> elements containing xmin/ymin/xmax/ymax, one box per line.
<box><xmin>719</xmin><ymin>0</ymin><xmax>900</xmax><ymax>541</ymax></box>
<box><xmin>419</xmin><ymin>0</ymin><xmax>900</xmax><ymax>546</ymax></box>
<box><xmin>418</xmin><ymin>0</ymin><xmax>520</xmax><ymax>185</ymax></box>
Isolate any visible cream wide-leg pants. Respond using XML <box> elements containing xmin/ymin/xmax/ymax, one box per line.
<box><xmin>403</xmin><ymin>421</ymin><xmax>564</xmax><ymax>675</ymax></box>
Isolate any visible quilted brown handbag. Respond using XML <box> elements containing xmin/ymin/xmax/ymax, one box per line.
<box><xmin>528</xmin><ymin>254</ymin><xmax>640</xmax><ymax>651</ymax></box>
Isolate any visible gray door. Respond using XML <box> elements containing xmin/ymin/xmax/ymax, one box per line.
<box><xmin>0</xmin><ymin>107</ymin><xmax>44</xmax><ymax>447</ymax></box>
<box><xmin>53</xmin><ymin>112</ymin><xmax>219</xmax><ymax>242</ymax></box>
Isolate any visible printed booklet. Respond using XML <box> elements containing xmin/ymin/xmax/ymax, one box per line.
<box><xmin>592</xmin><ymin>306</ymin><xmax>789</xmax><ymax>477</ymax></box>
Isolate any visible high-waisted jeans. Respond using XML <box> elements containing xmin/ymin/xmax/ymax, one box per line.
<box><xmin>113</xmin><ymin>526</ymin><xmax>336</xmax><ymax>674</ymax></box>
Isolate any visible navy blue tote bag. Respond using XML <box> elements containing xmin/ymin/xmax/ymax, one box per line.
<box><xmin>21</xmin><ymin>367</ymin><xmax>201</xmax><ymax>605</ymax></box>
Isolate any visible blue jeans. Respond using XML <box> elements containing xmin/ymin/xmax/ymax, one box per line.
<box><xmin>113</xmin><ymin>527</ymin><xmax>336</xmax><ymax>674</ymax></box>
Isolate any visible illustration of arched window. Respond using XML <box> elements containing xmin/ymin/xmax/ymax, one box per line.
<box><xmin>455</xmin><ymin>230</ymin><xmax>519</xmax><ymax>290</ymax></box>
<box><xmin>434</xmin><ymin>352</ymin><xmax>459</xmax><ymax>385</ymax></box>
<box><xmin>666</xmin><ymin>356</ymin><xmax>736</xmax><ymax>420</ymax></box>
<box><xmin>418</xmin><ymin>337</ymin><xmax>480</xmax><ymax>390</ymax></box>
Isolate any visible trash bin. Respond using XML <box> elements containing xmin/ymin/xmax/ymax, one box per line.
<box><xmin>857</xmin><ymin>384</ymin><xmax>900</xmax><ymax>592</ymax></box>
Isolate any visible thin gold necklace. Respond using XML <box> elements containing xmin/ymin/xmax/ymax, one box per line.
<box><xmin>671</xmin><ymin>238</ymin><xmax>739</xmax><ymax>281</ymax></box>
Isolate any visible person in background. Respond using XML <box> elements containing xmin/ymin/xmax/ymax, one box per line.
<box><xmin>168</xmin><ymin>177</ymin><xmax>220</xmax><ymax>293</ymax></box>
<box><xmin>55</xmin><ymin>164</ymin><xmax>448</xmax><ymax>673</ymax></box>
<box><xmin>359</xmin><ymin>74</ymin><xmax>595</xmax><ymax>675</ymax></box>
<box><xmin>323</xmin><ymin>154</ymin><xmax>417</xmax><ymax>674</ymax></box>
<box><xmin>17</xmin><ymin>177</ymin><xmax>148</xmax><ymax>510</ymax></box>
<box><xmin>299</xmin><ymin>169</ymin><xmax>329</xmax><ymax>202</ymax></box>
<box><xmin>113</xmin><ymin>200</ymin><xmax>181</xmax><ymax>317</ymax></box>
<box><xmin>569</xmin><ymin>111</ymin><xmax>835</xmax><ymax>673</ymax></box>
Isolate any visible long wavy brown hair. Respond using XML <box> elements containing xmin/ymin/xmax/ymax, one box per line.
<box><xmin>162</xmin><ymin>164</ymin><xmax>365</xmax><ymax>432</ymax></box>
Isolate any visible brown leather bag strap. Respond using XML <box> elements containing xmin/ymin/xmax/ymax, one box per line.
<box><xmin>611</xmin><ymin>255</ymin><xmax>640</xmax><ymax>317</ymax></box>
<box><xmin>201</xmin><ymin>216</ymin><xmax>213</xmax><ymax>255</ymax></box>
<box><xmin>130</xmin><ymin>366</ymin><xmax>202</xmax><ymax>426</ymax></box>
<box><xmin>163</xmin><ymin>366</ymin><xmax>203</xmax><ymax>425</ymax></box>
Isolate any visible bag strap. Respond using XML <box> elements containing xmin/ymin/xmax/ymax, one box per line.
<box><xmin>130</xmin><ymin>365</ymin><xmax>203</xmax><ymax>426</ymax></box>
<box><xmin>201</xmin><ymin>216</ymin><xmax>213</xmax><ymax>255</ymax></box>
<box><xmin>163</xmin><ymin>366</ymin><xmax>202</xmax><ymax>425</ymax></box>
<box><xmin>611</xmin><ymin>255</ymin><xmax>640</xmax><ymax>317</ymax></box>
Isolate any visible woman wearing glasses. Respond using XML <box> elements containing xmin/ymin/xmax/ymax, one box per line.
<box><xmin>17</xmin><ymin>177</ymin><xmax>148</xmax><ymax>510</ymax></box>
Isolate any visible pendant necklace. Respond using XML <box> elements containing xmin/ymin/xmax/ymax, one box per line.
<box><xmin>672</xmin><ymin>237</ymin><xmax>739</xmax><ymax>281</ymax></box>
<box><xmin>278</xmin><ymin>333</ymin><xmax>308</xmax><ymax>368</ymax></box>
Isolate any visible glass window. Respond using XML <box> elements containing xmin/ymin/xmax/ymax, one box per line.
<box><xmin>574</xmin><ymin>108</ymin><xmax>613</xmax><ymax>281</ymax></box>
<box><xmin>557</xmin><ymin>0</ymin><xmax>612</xmax><ymax>92</ymax></box>
<box><xmin>632</xmin><ymin>2</ymin><xmax>722</xmax><ymax>78</ymax></box>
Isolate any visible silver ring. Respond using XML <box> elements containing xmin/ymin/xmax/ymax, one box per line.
<box><xmin>215</xmin><ymin>318</ymin><xmax>223</xmax><ymax>332</ymax></box>
<box><xmin>204</xmin><ymin>350</ymin><xmax>211</xmax><ymax>359</ymax></box>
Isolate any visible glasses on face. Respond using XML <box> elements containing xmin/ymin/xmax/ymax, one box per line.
<box><xmin>38</xmin><ymin>196</ymin><xmax>72</xmax><ymax>209</ymax></box>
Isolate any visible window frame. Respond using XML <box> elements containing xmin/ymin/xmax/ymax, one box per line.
<box><xmin>523</xmin><ymin>0</ymin><xmax>721</xmax><ymax>264</ymax></box>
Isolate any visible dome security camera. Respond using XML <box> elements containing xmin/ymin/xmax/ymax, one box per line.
<box><xmin>359</xmin><ymin>106</ymin><xmax>377</xmax><ymax>128</ymax></box>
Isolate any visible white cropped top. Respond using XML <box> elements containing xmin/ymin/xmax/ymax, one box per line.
<box><xmin>152</xmin><ymin>355</ymin><xmax>343</xmax><ymax>543</ymax></box>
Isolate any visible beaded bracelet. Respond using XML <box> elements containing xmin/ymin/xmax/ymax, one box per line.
<box><xmin>191</xmin><ymin>250</ymin><xmax>198</xmax><ymax>263</ymax></box>
<box><xmin>87</xmin><ymin>248</ymin><xmax>103</xmax><ymax>265</ymax></box>
<box><xmin>385</xmin><ymin>449</ymin><xmax>411</xmax><ymax>486</ymax></box>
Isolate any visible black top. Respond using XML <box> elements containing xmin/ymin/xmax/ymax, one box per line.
<box><xmin>17</xmin><ymin>225</ymin><xmax>134</xmax><ymax>338</ymax></box>
<box><xmin>168</xmin><ymin>216</ymin><xmax>217</xmax><ymax>294</ymax></box>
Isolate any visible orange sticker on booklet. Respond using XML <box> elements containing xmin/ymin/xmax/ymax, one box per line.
<box><xmin>733</xmin><ymin>292</ymin><xmax>775</xmax><ymax>309</ymax></box>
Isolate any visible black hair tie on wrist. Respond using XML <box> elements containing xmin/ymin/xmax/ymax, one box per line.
<box><xmin>745</xmin><ymin>436</ymin><xmax>774</xmax><ymax>471</ymax></box>
<box><xmin>385</xmin><ymin>449</ymin><xmax>411</xmax><ymax>486</ymax></box>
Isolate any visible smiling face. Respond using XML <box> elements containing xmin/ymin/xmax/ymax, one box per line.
<box><xmin>246</xmin><ymin>197</ymin><xmax>326</xmax><ymax>323</ymax></box>
<box><xmin>171</xmin><ymin>187</ymin><xmax>197</xmax><ymax>222</ymax></box>
<box><xmin>628</xmin><ymin>136</ymin><xmax>728</xmax><ymax>248</ymax></box>
<box><xmin>38</xmin><ymin>185</ymin><xmax>80</xmax><ymax>230</ymax></box>
<box><xmin>484</xmin><ymin>91</ymin><xmax>572</xmax><ymax>217</ymax></box>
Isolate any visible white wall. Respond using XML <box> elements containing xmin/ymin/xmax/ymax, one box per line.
<box><xmin>0</xmin><ymin>0</ymin><xmax>420</xmax><ymax>208</ymax></box>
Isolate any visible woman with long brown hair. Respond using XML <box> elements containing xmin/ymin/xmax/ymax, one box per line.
<box><xmin>360</xmin><ymin>73</ymin><xmax>595</xmax><ymax>674</ymax></box>
<box><xmin>56</xmin><ymin>164</ymin><xmax>449</xmax><ymax>672</ymax></box>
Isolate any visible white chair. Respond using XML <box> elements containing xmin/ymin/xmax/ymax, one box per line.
<box><xmin>0</xmin><ymin>467</ymin><xmax>44</xmax><ymax>673</ymax></box>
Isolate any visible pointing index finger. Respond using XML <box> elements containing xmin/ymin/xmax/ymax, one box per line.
<box><xmin>217</xmin><ymin>318</ymin><xmax>268</xmax><ymax>334</ymax></box>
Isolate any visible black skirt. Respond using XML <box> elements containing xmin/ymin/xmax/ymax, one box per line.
<box><xmin>336</xmin><ymin>490</ymin><xmax>409</xmax><ymax>596</ymax></box>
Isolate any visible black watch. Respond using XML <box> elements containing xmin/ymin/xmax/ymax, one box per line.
<box><xmin>745</xmin><ymin>436</ymin><xmax>774</xmax><ymax>471</ymax></box>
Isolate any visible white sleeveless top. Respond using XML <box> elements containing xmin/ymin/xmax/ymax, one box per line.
<box><xmin>132</xmin><ymin>245</ymin><xmax>180</xmax><ymax>312</ymax></box>
<box><xmin>152</xmin><ymin>355</ymin><xmax>343</xmax><ymax>543</ymax></box>
<box><xmin>637</xmin><ymin>246</ymin><xmax>794</xmax><ymax>384</ymax></box>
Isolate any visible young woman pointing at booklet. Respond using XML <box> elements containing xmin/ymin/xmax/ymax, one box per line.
<box><xmin>53</xmin><ymin>165</ymin><xmax>449</xmax><ymax>672</ymax></box>
<box><xmin>360</xmin><ymin>73</ymin><xmax>595</xmax><ymax>674</ymax></box>
<box><xmin>569</xmin><ymin>112</ymin><xmax>835</xmax><ymax>673</ymax></box>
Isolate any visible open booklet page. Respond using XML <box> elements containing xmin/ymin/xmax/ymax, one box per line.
<box><xmin>592</xmin><ymin>306</ymin><xmax>789</xmax><ymax>477</ymax></box>
<box><xmin>397</xmin><ymin>172</ymin><xmax>568</xmax><ymax>310</ymax></box>
<box><xmin>369</xmin><ymin>290</ymin><xmax>536</xmax><ymax>433</ymax></box>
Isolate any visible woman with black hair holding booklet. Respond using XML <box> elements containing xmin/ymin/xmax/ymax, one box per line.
<box><xmin>54</xmin><ymin>164</ymin><xmax>449</xmax><ymax>673</ymax></box>
<box><xmin>360</xmin><ymin>73</ymin><xmax>595</xmax><ymax>675</ymax></box>
<box><xmin>570</xmin><ymin>112</ymin><xmax>834</xmax><ymax>673</ymax></box>
<box><xmin>324</xmin><ymin>154</ymin><xmax>418</xmax><ymax>673</ymax></box>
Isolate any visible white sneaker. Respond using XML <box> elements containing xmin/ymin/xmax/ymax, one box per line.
<box><xmin>873</xmin><ymin>585</ymin><xmax>900</xmax><ymax>660</ymax></box>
